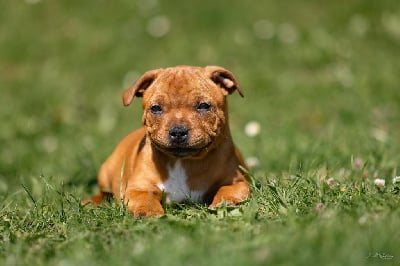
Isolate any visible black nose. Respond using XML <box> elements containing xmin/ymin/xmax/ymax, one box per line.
<box><xmin>169</xmin><ymin>126</ymin><xmax>189</xmax><ymax>144</ymax></box>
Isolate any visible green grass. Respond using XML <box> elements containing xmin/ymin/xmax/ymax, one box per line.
<box><xmin>1</xmin><ymin>0</ymin><xmax>400</xmax><ymax>265</ymax></box>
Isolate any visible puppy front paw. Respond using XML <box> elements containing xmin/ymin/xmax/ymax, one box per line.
<box><xmin>209</xmin><ymin>196</ymin><xmax>241</xmax><ymax>210</ymax></box>
<box><xmin>129</xmin><ymin>203</ymin><xmax>165</xmax><ymax>218</ymax></box>
<box><xmin>208</xmin><ymin>183</ymin><xmax>250</xmax><ymax>210</ymax></box>
<box><xmin>126</xmin><ymin>190</ymin><xmax>164</xmax><ymax>218</ymax></box>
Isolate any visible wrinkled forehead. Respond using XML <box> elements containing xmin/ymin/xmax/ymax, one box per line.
<box><xmin>143</xmin><ymin>67</ymin><xmax>224</xmax><ymax>104</ymax></box>
<box><xmin>157</xmin><ymin>67</ymin><xmax>212</xmax><ymax>91</ymax></box>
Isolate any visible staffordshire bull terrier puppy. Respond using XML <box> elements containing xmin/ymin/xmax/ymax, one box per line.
<box><xmin>89</xmin><ymin>65</ymin><xmax>250</xmax><ymax>217</ymax></box>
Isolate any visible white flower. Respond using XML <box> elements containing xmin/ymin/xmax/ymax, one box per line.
<box><xmin>146</xmin><ymin>16</ymin><xmax>170</xmax><ymax>38</ymax></box>
<box><xmin>352</xmin><ymin>157</ymin><xmax>364</xmax><ymax>169</ymax></box>
<box><xmin>374</xmin><ymin>178</ymin><xmax>385</xmax><ymax>188</ymax></box>
<box><xmin>392</xmin><ymin>176</ymin><xmax>400</xmax><ymax>185</ymax></box>
<box><xmin>315</xmin><ymin>202</ymin><xmax>324</xmax><ymax>212</ymax></box>
<box><xmin>326</xmin><ymin>177</ymin><xmax>335</xmax><ymax>187</ymax></box>
<box><xmin>382</xmin><ymin>13</ymin><xmax>400</xmax><ymax>40</ymax></box>
<box><xmin>245</xmin><ymin>156</ymin><xmax>260</xmax><ymax>169</ymax></box>
<box><xmin>253</xmin><ymin>20</ymin><xmax>275</xmax><ymax>40</ymax></box>
<box><xmin>370</xmin><ymin>128</ymin><xmax>388</xmax><ymax>143</ymax></box>
<box><xmin>358</xmin><ymin>214</ymin><xmax>368</xmax><ymax>225</ymax></box>
<box><xmin>277</xmin><ymin>23</ymin><xmax>299</xmax><ymax>44</ymax></box>
<box><xmin>244</xmin><ymin>121</ymin><xmax>261</xmax><ymax>137</ymax></box>
<box><xmin>349</xmin><ymin>15</ymin><xmax>369</xmax><ymax>36</ymax></box>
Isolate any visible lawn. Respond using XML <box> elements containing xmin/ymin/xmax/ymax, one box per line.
<box><xmin>1</xmin><ymin>0</ymin><xmax>400</xmax><ymax>265</ymax></box>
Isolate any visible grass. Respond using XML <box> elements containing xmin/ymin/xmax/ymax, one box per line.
<box><xmin>1</xmin><ymin>0</ymin><xmax>400</xmax><ymax>265</ymax></box>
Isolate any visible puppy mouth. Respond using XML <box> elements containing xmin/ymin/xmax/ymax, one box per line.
<box><xmin>152</xmin><ymin>140</ymin><xmax>213</xmax><ymax>158</ymax></box>
<box><xmin>165</xmin><ymin>147</ymin><xmax>202</xmax><ymax>157</ymax></box>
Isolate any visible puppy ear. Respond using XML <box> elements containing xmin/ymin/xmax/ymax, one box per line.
<box><xmin>205</xmin><ymin>66</ymin><xmax>244</xmax><ymax>97</ymax></box>
<box><xmin>122</xmin><ymin>69</ymin><xmax>161</xmax><ymax>106</ymax></box>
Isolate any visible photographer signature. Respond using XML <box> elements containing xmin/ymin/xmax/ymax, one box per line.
<box><xmin>367</xmin><ymin>252</ymin><xmax>394</xmax><ymax>260</ymax></box>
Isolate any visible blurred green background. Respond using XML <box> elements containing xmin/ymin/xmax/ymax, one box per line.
<box><xmin>1</xmin><ymin>1</ymin><xmax>400</xmax><ymax>265</ymax></box>
<box><xmin>1</xmin><ymin>0</ymin><xmax>399</xmax><ymax>194</ymax></box>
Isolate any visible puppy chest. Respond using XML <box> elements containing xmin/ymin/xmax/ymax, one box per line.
<box><xmin>157</xmin><ymin>161</ymin><xmax>206</xmax><ymax>204</ymax></box>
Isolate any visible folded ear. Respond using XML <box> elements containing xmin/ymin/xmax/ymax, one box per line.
<box><xmin>205</xmin><ymin>66</ymin><xmax>244</xmax><ymax>97</ymax></box>
<box><xmin>122</xmin><ymin>69</ymin><xmax>161</xmax><ymax>106</ymax></box>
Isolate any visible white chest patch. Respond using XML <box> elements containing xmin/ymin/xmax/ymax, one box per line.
<box><xmin>157</xmin><ymin>160</ymin><xmax>205</xmax><ymax>204</ymax></box>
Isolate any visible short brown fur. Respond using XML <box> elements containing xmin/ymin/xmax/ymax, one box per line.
<box><xmin>89</xmin><ymin>66</ymin><xmax>250</xmax><ymax>217</ymax></box>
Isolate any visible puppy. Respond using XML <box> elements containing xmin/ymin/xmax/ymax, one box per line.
<box><xmin>90</xmin><ymin>65</ymin><xmax>250</xmax><ymax>217</ymax></box>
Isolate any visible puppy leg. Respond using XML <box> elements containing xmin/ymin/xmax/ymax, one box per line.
<box><xmin>209</xmin><ymin>181</ymin><xmax>250</xmax><ymax>209</ymax></box>
<box><xmin>90</xmin><ymin>191</ymin><xmax>105</xmax><ymax>205</ymax></box>
<box><xmin>125</xmin><ymin>190</ymin><xmax>164</xmax><ymax>218</ymax></box>
<box><xmin>83</xmin><ymin>163</ymin><xmax>113</xmax><ymax>205</ymax></box>
<box><xmin>81</xmin><ymin>191</ymin><xmax>103</xmax><ymax>205</ymax></box>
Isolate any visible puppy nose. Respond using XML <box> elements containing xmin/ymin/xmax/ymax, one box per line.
<box><xmin>169</xmin><ymin>126</ymin><xmax>189</xmax><ymax>143</ymax></box>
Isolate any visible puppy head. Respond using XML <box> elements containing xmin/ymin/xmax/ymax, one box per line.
<box><xmin>123</xmin><ymin>65</ymin><xmax>243</xmax><ymax>159</ymax></box>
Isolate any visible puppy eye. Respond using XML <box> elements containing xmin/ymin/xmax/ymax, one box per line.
<box><xmin>197</xmin><ymin>102</ymin><xmax>211</xmax><ymax>112</ymax></box>
<box><xmin>150</xmin><ymin>105</ymin><xmax>163</xmax><ymax>115</ymax></box>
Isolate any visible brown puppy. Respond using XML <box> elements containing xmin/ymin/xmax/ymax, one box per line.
<box><xmin>90</xmin><ymin>65</ymin><xmax>250</xmax><ymax>217</ymax></box>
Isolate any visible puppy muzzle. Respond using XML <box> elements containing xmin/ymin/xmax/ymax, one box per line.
<box><xmin>168</xmin><ymin>125</ymin><xmax>189</xmax><ymax>145</ymax></box>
